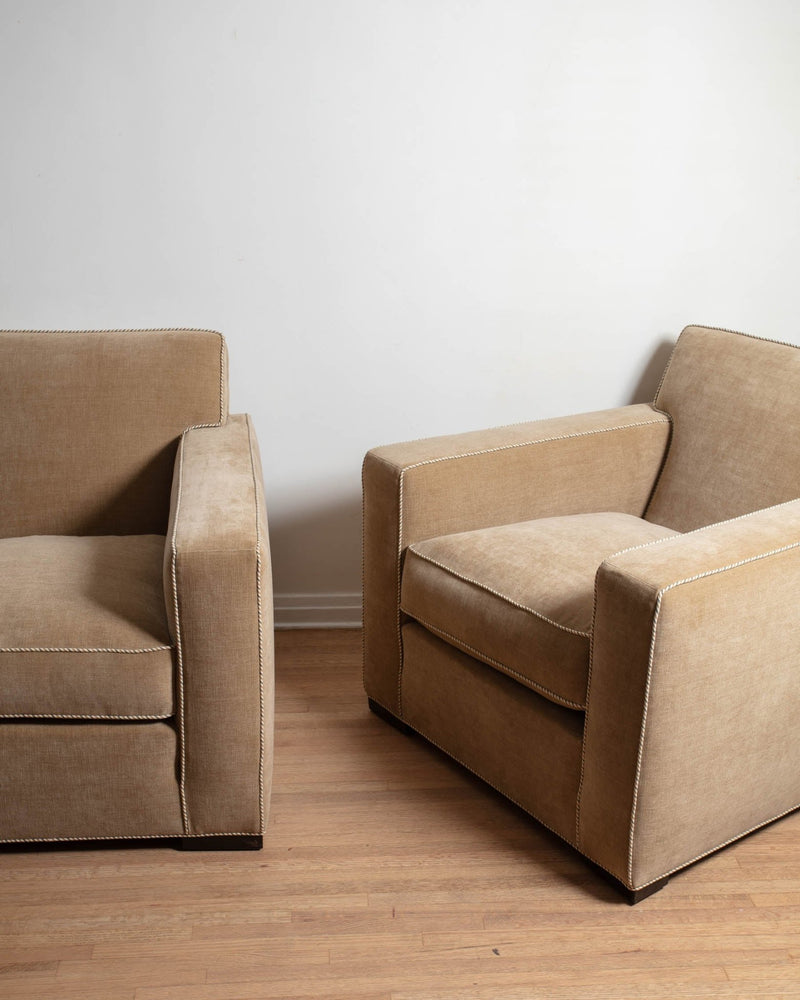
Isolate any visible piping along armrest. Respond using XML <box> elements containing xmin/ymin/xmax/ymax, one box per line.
<box><xmin>362</xmin><ymin>403</ymin><xmax>671</xmax><ymax>713</ymax></box>
<box><xmin>163</xmin><ymin>414</ymin><xmax>273</xmax><ymax>837</ymax></box>
<box><xmin>578</xmin><ymin>498</ymin><xmax>800</xmax><ymax>891</ymax></box>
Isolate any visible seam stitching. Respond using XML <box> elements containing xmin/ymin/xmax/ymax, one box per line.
<box><xmin>0</xmin><ymin>645</ymin><xmax>172</xmax><ymax>654</ymax></box>
<box><xmin>406</xmin><ymin>547</ymin><xmax>589</xmax><ymax>638</ymax></box>
<box><xmin>0</xmin><ymin>712</ymin><xmax>171</xmax><ymax>720</ymax></box>
<box><xmin>0</xmin><ymin>830</ymin><xmax>262</xmax><ymax>845</ymax></box>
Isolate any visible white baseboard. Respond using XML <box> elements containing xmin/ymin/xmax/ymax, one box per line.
<box><xmin>274</xmin><ymin>592</ymin><xmax>362</xmax><ymax>629</ymax></box>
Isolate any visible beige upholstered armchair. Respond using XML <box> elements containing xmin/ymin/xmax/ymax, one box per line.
<box><xmin>0</xmin><ymin>329</ymin><xmax>272</xmax><ymax>849</ymax></box>
<box><xmin>363</xmin><ymin>324</ymin><xmax>800</xmax><ymax>901</ymax></box>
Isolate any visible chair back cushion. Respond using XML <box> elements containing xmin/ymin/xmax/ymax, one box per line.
<box><xmin>0</xmin><ymin>329</ymin><xmax>227</xmax><ymax>537</ymax></box>
<box><xmin>645</xmin><ymin>325</ymin><xmax>800</xmax><ymax>531</ymax></box>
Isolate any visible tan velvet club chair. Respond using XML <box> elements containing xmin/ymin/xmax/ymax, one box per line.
<box><xmin>0</xmin><ymin>329</ymin><xmax>273</xmax><ymax>850</ymax></box>
<box><xmin>363</xmin><ymin>324</ymin><xmax>800</xmax><ymax>902</ymax></box>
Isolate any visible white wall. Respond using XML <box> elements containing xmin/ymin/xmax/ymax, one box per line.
<box><xmin>2</xmin><ymin>1</ymin><xmax>799</xmax><ymax>625</ymax></box>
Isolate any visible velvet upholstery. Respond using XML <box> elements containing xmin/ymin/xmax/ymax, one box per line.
<box><xmin>0</xmin><ymin>534</ymin><xmax>173</xmax><ymax>719</ymax></box>
<box><xmin>363</xmin><ymin>325</ymin><xmax>800</xmax><ymax>897</ymax></box>
<box><xmin>0</xmin><ymin>329</ymin><xmax>272</xmax><ymax>847</ymax></box>
<box><xmin>364</xmin><ymin>403</ymin><xmax>672</xmax><ymax>715</ymax></box>
<box><xmin>646</xmin><ymin>325</ymin><xmax>800</xmax><ymax>530</ymax></box>
<box><xmin>0</xmin><ymin>329</ymin><xmax>227</xmax><ymax>538</ymax></box>
<box><xmin>402</xmin><ymin>513</ymin><xmax>677</xmax><ymax>710</ymax></box>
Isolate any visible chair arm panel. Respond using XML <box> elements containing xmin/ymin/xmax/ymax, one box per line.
<box><xmin>579</xmin><ymin>498</ymin><xmax>800</xmax><ymax>890</ymax></box>
<box><xmin>164</xmin><ymin>414</ymin><xmax>273</xmax><ymax>837</ymax></box>
<box><xmin>363</xmin><ymin>404</ymin><xmax>671</xmax><ymax>714</ymax></box>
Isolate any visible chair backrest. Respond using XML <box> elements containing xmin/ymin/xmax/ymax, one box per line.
<box><xmin>0</xmin><ymin>329</ymin><xmax>228</xmax><ymax>537</ymax></box>
<box><xmin>645</xmin><ymin>325</ymin><xmax>800</xmax><ymax>532</ymax></box>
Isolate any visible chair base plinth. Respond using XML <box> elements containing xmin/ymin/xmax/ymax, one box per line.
<box><xmin>368</xmin><ymin>698</ymin><xmax>415</xmax><ymax>736</ymax></box>
<box><xmin>178</xmin><ymin>835</ymin><xmax>263</xmax><ymax>851</ymax></box>
<box><xmin>624</xmin><ymin>875</ymin><xmax>670</xmax><ymax>904</ymax></box>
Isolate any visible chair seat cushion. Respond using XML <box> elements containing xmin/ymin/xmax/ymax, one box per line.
<box><xmin>0</xmin><ymin>535</ymin><xmax>174</xmax><ymax>719</ymax></box>
<box><xmin>401</xmin><ymin>512</ymin><xmax>679</xmax><ymax>710</ymax></box>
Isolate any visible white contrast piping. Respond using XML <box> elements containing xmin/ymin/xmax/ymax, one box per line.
<box><xmin>0</xmin><ymin>645</ymin><xmax>172</xmax><ymax>653</ymax></box>
<box><xmin>0</xmin><ymin>712</ymin><xmax>171</xmax><ymax>720</ymax></box>
<box><xmin>0</xmin><ymin>829</ymin><xmax>262</xmax><ymax>845</ymax></box>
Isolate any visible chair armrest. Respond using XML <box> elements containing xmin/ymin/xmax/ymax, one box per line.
<box><xmin>578</xmin><ymin>498</ymin><xmax>800</xmax><ymax>891</ymax></box>
<box><xmin>163</xmin><ymin>414</ymin><xmax>273</xmax><ymax>837</ymax></box>
<box><xmin>363</xmin><ymin>404</ymin><xmax>671</xmax><ymax>713</ymax></box>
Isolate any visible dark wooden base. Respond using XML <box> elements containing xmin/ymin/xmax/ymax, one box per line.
<box><xmin>368</xmin><ymin>698</ymin><xmax>415</xmax><ymax>736</ymax></box>
<box><xmin>625</xmin><ymin>875</ymin><xmax>670</xmax><ymax>904</ymax></box>
<box><xmin>178</xmin><ymin>835</ymin><xmax>263</xmax><ymax>851</ymax></box>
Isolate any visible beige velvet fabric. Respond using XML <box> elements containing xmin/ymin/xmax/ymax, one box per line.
<box><xmin>0</xmin><ymin>329</ymin><xmax>227</xmax><ymax>538</ymax></box>
<box><xmin>646</xmin><ymin>325</ymin><xmax>800</xmax><ymax>531</ymax></box>
<box><xmin>1</xmin><ymin>722</ymin><xmax>184</xmax><ymax>842</ymax></box>
<box><xmin>401</xmin><ymin>623</ymin><xmax>585</xmax><ymax>846</ymax></box>
<box><xmin>402</xmin><ymin>513</ymin><xmax>678</xmax><ymax>710</ymax></box>
<box><xmin>364</xmin><ymin>404</ymin><xmax>671</xmax><ymax>714</ymax></box>
<box><xmin>0</xmin><ymin>535</ymin><xmax>173</xmax><ymax>718</ymax></box>
<box><xmin>579</xmin><ymin>498</ymin><xmax>800</xmax><ymax>889</ymax></box>
<box><xmin>164</xmin><ymin>414</ymin><xmax>273</xmax><ymax>837</ymax></box>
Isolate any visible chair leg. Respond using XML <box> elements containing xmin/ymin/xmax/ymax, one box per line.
<box><xmin>368</xmin><ymin>698</ymin><xmax>414</xmax><ymax>736</ymax></box>
<box><xmin>178</xmin><ymin>835</ymin><xmax>263</xmax><ymax>851</ymax></box>
<box><xmin>625</xmin><ymin>875</ymin><xmax>669</xmax><ymax>904</ymax></box>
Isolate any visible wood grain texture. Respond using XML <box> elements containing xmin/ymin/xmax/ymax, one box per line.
<box><xmin>1</xmin><ymin>629</ymin><xmax>799</xmax><ymax>999</ymax></box>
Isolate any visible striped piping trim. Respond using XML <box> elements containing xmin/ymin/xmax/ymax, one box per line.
<box><xmin>0</xmin><ymin>645</ymin><xmax>172</xmax><ymax>653</ymax></box>
<box><xmin>0</xmin><ymin>829</ymin><xmax>262</xmax><ymax>845</ymax></box>
<box><xmin>0</xmin><ymin>712</ymin><xmax>171</xmax><ymax>720</ymax></box>
<box><xmin>393</xmin><ymin>416</ymin><xmax>670</xmax><ymax>715</ymax></box>
<box><xmin>406</xmin><ymin>546</ymin><xmax>589</xmax><ymax>638</ymax></box>
<box><xmin>0</xmin><ymin>327</ymin><xmax>223</xmax><ymax>333</ymax></box>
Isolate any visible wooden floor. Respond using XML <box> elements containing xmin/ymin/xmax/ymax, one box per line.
<box><xmin>2</xmin><ymin>629</ymin><xmax>800</xmax><ymax>999</ymax></box>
